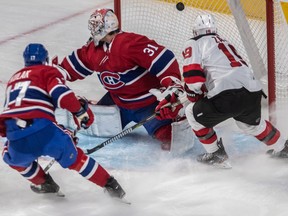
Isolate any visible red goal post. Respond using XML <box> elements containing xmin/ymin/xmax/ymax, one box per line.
<box><xmin>114</xmin><ymin>0</ymin><xmax>288</xmax><ymax>122</ymax></box>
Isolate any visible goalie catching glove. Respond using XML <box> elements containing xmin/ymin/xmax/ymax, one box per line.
<box><xmin>72</xmin><ymin>97</ymin><xmax>94</xmax><ymax>130</ymax></box>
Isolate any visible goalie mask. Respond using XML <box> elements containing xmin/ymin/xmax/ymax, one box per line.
<box><xmin>88</xmin><ymin>9</ymin><xmax>119</xmax><ymax>46</ymax></box>
<box><xmin>192</xmin><ymin>14</ymin><xmax>217</xmax><ymax>37</ymax></box>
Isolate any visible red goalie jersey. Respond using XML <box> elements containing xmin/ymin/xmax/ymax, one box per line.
<box><xmin>60</xmin><ymin>31</ymin><xmax>181</xmax><ymax>109</ymax></box>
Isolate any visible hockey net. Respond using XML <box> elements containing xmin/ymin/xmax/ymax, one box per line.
<box><xmin>114</xmin><ymin>0</ymin><xmax>288</xmax><ymax>121</ymax></box>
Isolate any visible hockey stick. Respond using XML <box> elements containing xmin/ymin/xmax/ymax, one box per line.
<box><xmin>44</xmin><ymin>113</ymin><xmax>155</xmax><ymax>170</ymax></box>
<box><xmin>42</xmin><ymin>113</ymin><xmax>153</xmax><ymax>172</ymax></box>
<box><xmin>43</xmin><ymin>158</ymin><xmax>56</xmax><ymax>173</ymax></box>
<box><xmin>84</xmin><ymin>112</ymin><xmax>156</xmax><ymax>155</ymax></box>
<box><xmin>84</xmin><ymin>98</ymin><xmax>186</xmax><ymax>155</ymax></box>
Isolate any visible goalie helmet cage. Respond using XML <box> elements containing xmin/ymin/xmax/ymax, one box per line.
<box><xmin>114</xmin><ymin>0</ymin><xmax>288</xmax><ymax>123</ymax></box>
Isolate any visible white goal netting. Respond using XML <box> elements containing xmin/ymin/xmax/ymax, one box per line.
<box><xmin>118</xmin><ymin>0</ymin><xmax>288</xmax><ymax>114</ymax></box>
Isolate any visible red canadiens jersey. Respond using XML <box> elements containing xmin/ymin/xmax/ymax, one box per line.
<box><xmin>60</xmin><ymin>31</ymin><xmax>181</xmax><ymax>109</ymax></box>
<box><xmin>182</xmin><ymin>33</ymin><xmax>262</xmax><ymax>98</ymax></box>
<box><xmin>0</xmin><ymin>65</ymin><xmax>81</xmax><ymax>121</ymax></box>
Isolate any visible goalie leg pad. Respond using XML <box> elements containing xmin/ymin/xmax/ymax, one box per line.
<box><xmin>56</xmin><ymin>105</ymin><xmax>122</xmax><ymax>137</ymax></box>
<box><xmin>88</xmin><ymin>105</ymin><xmax>122</xmax><ymax>137</ymax></box>
<box><xmin>170</xmin><ymin>118</ymin><xmax>195</xmax><ymax>156</ymax></box>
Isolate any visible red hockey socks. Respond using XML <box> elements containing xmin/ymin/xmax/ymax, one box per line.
<box><xmin>10</xmin><ymin>161</ymin><xmax>46</xmax><ymax>185</ymax></box>
<box><xmin>69</xmin><ymin>147</ymin><xmax>110</xmax><ymax>187</ymax></box>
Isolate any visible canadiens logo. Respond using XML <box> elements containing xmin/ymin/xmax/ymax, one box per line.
<box><xmin>100</xmin><ymin>71</ymin><xmax>125</xmax><ymax>90</ymax></box>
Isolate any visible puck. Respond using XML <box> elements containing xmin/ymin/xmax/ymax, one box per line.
<box><xmin>176</xmin><ymin>2</ymin><xmax>185</xmax><ymax>11</ymax></box>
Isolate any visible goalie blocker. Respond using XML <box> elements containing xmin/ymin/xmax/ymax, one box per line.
<box><xmin>56</xmin><ymin>103</ymin><xmax>194</xmax><ymax>154</ymax></box>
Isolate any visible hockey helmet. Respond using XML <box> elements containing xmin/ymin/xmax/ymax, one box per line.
<box><xmin>192</xmin><ymin>14</ymin><xmax>217</xmax><ymax>37</ymax></box>
<box><xmin>88</xmin><ymin>9</ymin><xmax>119</xmax><ymax>46</ymax></box>
<box><xmin>23</xmin><ymin>43</ymin><xmax>49</xmax><ymax>66</ymax></box>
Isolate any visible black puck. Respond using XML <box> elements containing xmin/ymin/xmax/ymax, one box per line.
<box><xmin>176</xmin><ymin>2</ymin><xmax>185</xmax><ymax>11</ymax></box>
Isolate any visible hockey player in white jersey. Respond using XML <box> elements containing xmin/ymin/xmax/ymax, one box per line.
<box><xmin>178</xmin><ymin>14</ymin><xmax>288</xmax><ymax>167</ymax></box>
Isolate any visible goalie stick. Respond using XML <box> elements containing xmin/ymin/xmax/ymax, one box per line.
<box><xmin>85</xmin><ymin>111</ymin><xmax>157</xmax><ymax>155</ymax></box>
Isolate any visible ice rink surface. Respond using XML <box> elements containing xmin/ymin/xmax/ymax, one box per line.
<box><xmin>1</xmin><ymin>1</ymin><xmax>288</xmax><ymax>216</ymax></box>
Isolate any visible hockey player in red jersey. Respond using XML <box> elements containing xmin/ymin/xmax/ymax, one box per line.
<box><xmin>0</xmin><ymin>43</ymin><xmax>126</xmax><ymax>199</ymax></box>
<box><xmin>159</xmin><ymin>14</ymin><xmax>288</xmax><ymax>168</ymax></box>
<box><xmin>60</xmin><ymin>8</ymin><xmax>184</xmax><ymax>151</ymax></box>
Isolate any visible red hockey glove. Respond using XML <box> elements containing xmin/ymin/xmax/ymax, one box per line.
<box><xmin>72</xmin><ymin>97</ymin><xmax>94</xmax><ymax>129</ymax></box>
<box><xmin>184</xmin><ymin>84</ymin><xmax>205</xmax><ymax>103</ymax></box>
<box><xmin>155</xmin><ymin>92</ymin><xmax>183</xmax><ymax>120</ymax></box>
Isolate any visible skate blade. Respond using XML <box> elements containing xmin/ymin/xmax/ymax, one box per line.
<box><xmin>104</xmin><ymin>189</ymin><xmax>131</xmax><ymax>205</ymax></box>
<box><xmin>30</xmin><ymin>184</ymin><xmax>65</xmax><ymax>197</ymax></box>
<box><xmin>212</xmin><ymin>160</ymin><xmax>232</xmax><ymax>169</ymax></box>
<box><xmin>56</xmin><ymin>190</ymin><xmax>65</xmax><ymax>197</ymax></box>
<box><xmin>115</xmin><ymin>197</ymin><xmax>131</xmax><ymax>205</ymax></box>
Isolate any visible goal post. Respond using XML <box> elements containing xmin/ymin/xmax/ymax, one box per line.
<box><xmin>266</xmin><ymin>0</ymin><xmax>276</xmax><ymax>115</ymax></box>
<box><xmin>114</xmin><ymin>0</ymin><xmax>288</xmax><ymax>123</ymax></box>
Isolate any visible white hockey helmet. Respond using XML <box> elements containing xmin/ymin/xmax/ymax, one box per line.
<box><xmin>192</xmin><ymin>14</ymin><xmax>217</xmax><ymax>37</ymax></box>
<box><xmin>88</xmin><ymin>9</ymin><xmax>119</xmax><ymax>46</ymax></box>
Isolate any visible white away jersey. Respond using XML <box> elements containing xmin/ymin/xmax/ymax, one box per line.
<box><xmin>182</xmin><ymin>33</ymin><xmax>262</xmax><ymax>98</ymax></box>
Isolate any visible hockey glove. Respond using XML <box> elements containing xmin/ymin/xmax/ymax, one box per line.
<box><xmin>155</xmin><ymin>92</ymin><xmax>183</xmax><ymax>120</ymax></box>
<box><xmin>184</xmin><ymin>84</ymin><xmax>204</xmax><ymax>103</ymax></box>
<box><xmin>72</xmin><ymin>97</ymin><xmax>94</xmax><ymax>129</ymax></box>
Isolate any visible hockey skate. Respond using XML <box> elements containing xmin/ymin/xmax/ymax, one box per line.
<box><xmin>104</xmin><ymin>176</ymin><xmax>126</xmax><ymax>199</ymax></box>
<box><xmin>267</xmin><ymin>140</ymin><xmax>288</xmax><ymax>158</ymax></box>
<box><xmin>30</xmin><ymin>173</ymin><xmax>64</xmax><ymax>197</ymax></box>
<box><xmin>197</xmin><ymin>138</ymin><xmax>232</xmax><ymax>169</ymax></box>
